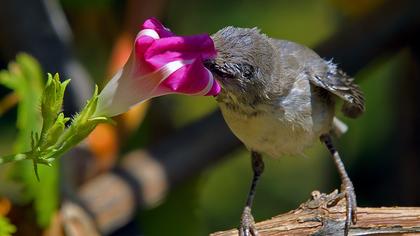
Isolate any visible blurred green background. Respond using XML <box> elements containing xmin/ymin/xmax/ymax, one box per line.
<box><xmin>1</xmin><ymin>0</ymin><xmax>419</xmax><ymax>235</ymax></box>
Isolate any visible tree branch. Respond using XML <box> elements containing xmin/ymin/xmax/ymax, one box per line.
<box><xmin>211</xmin><ymin>191</ymin><xmax>420</xmax><ymax>236</ymax></box>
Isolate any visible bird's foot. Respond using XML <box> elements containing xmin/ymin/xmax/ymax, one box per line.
<box><xmin>239</xmin><ymin>206</ymin><xmax>259</xmax><ymax>236</ymax></box>
<box><xmin>340</xmin><ymin>179</ymin><xmax>357</xmax><ymax>235</ymax></box>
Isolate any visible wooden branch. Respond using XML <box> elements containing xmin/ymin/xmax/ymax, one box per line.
<box><xmin>211</xmin><ymin>191</ymin><xmax>420</xmax><ymax>236</ymax></box>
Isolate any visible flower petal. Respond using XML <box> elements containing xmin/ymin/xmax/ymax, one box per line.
<box><xmin>95</xmin><ymin>18</ymin><xmax>220</xmax><ymax>117</ymax></box>
<box><xmin>157</xmin><ymin>58</ymin><xmax>220</xmax><ymax>96</ymax></box>
<box><xmin>141</xmin><ymin>17</ymin><xmax>174</xmax><ymax>38</ymax></box>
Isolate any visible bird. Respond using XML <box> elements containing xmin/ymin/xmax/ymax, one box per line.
<box><xmin>204</xmin><ymin>26</ymin><xmax>365</xmax><ymax>236</ymax></box>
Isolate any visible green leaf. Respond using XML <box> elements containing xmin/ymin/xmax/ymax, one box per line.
<box><xmin>33</xmin><ymin>165</ymin><xmax>59</xmax><ymax>227</ymax></box>
<box><xmin>52</xmin><ymin>85</ymin><xmax>101</xmax><ymax>155</ymax></box>
<box><xmin>0</xmin><ymin>54</ymin><xmax>112</xmax><ymax>228</ymax></box>
<box><xmin>0</xmin><ymin>216</ymin><xmax>17</xmax><ymax>236</ymax></box>
<box><xmin>0</xmin><ymin>54</ymin><xmax>58</xmax><ymax>227</ymax></box>
<box><xmin>40</xmin><ymin>113</ymin><xmax>69</xmax><ymax>150</ymax></box>
<box><xmin>0</xmin><ymin>53</ymin><xmax>44</xmax><ymax>152</ymax></box>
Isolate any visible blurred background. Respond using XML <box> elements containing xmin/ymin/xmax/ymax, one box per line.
<box><xmin>0</xmin><ymin>0</ymin><xmax>419</xmax><ymax>235</ymax></box>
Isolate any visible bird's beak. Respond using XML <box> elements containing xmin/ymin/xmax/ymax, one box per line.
<box><xmin>203</xmin><ymin>59</ymin><xmax>216</xmax><ymax>73</ymax></box>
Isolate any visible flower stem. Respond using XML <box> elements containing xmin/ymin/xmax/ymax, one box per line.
<box><xmin>0</xmin><ymin>153</ymin><xmax>27</xmax><ymax>165</ymax></box>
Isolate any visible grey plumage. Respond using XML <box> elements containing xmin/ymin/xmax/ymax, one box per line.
<box><xmin>205</xmin><ymin>26</ymin><xmax>365</xmax><ymax>236</ymax></box>
<box><xmin>207</xmin><ymin>26</ymin><xmax>364</xmax><ymax>235</ymax></box>
<box><xmin>211</xmin><ymin>26</ymin><xmax>364</xmax><ymax>116</ymax></box>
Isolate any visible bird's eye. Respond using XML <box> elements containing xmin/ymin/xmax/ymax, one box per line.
<box><xmin>241</xmin><ymin>64</ymin><xmax>255</xmax><ymax>79</ymax></box>
<box><xmin>243</xmin><ymin>70</ymin><xmax>252</xmax><ymax>77</ymax></box>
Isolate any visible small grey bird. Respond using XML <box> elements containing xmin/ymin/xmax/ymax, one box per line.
<box><xmin>205</xmin><ymin>27</ymin><xmax>365</xmax><ymax>236</ymax></box>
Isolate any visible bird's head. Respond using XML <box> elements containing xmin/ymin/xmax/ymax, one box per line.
<box><xmin>205</xmin><ymin>27</ymin><xmax>274</xmax><ymax>97</ymax></box>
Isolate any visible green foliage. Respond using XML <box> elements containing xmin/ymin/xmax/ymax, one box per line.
<box><xmin>40</xmin><ymin>73</ymin><xmax>70</xmax><ymax>140</ymax></box>
<box><xmin>0</xmin><ymin>68</ymin><xmax>112</xmax><ymax>177</ymax></box>
<box><xmin>33</xmin><ymin>165</ymin><xmax>59</xmax><ymax>227</ymax></box>
<box><xmin>0</xmin><ymin>54</ymin><xmax>59</xmax><ymax>228</ymax></box>
<box><xmin>0</xmin><ymin>53</ymin><xmax>43</xmax><ymax>152</ymax></box>
<box><xmin>0</xmin><ymin>54</ymin><xmax>111</xmax><ymax>228</ymax></box>
<box><xmin>0</xmin><ymin>216</ymin><xmax>16</xmax><ymax>236</ymax></box>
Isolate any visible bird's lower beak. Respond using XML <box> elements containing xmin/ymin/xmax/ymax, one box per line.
<box><xmin>203</xmin><ymin>59</ymin><xmax>216</xmax><ymax>72</ymax></box>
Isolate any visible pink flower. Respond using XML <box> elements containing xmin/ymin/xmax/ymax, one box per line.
<box><xmin>95</xmin><ymin>18</ymin><xmax>220</xmax><ymax>117</ymax></box>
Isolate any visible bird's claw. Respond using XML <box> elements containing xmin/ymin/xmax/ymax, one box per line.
<box><xmin>239</xmin><ymin>206</ymin><xmax>259</xmax><ymax>236</ymax></box>
<box><xmin>341</xmin><ymin>180</ymin><xmax>357</xmax><ymax>235</ymax></box>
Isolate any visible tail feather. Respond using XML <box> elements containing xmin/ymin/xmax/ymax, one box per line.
<box><xmin>332</xmin><ymin>117</ymin><xmax>348</xmax><ymax>137</ymax></box>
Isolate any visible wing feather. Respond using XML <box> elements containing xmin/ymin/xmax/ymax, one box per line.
<box><xmin>310</xmin><ymin>62</ymin><xmax>365</xmax><ymax>118</ymax></box>
<box><xmin>272</xmin><ymin>39</ymin><xmax>365</xmax><ymax>118</ymax></box>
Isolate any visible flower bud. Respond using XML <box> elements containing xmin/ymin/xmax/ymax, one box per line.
<box><xmin>41</xmin><ymin>73</ymin><xmax>70</xmax><ymax>131</ymax></box>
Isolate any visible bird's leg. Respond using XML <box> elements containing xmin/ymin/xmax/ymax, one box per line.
<box><xmin>240</xmin><ymin>151</ymin><xmax>264</xmax><ymax>236</ymax></box>
<box><xmin>320</xmin><ymin>134</ymin><xmax>357</xmax><ymax>236</ymax></box>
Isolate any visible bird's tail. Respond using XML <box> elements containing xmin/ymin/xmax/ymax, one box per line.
<box><xmin>331</xmin><ymin>117</ymin><xmax>348</xmax><ymax>138</ymax></box>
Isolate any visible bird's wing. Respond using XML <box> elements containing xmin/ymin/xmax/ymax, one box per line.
<box><xmin>310</xmin><ymin>63</ymin><xmax>365</xmax><ymax>118</ymax></box>
<box><xmin>273</xmin><ymin>39</ymin><xmax>365</xmax><ymax>118</ymax></box>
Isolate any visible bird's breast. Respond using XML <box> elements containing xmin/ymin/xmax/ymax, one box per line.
<box><xmin>217</xmin><ymin>83</ymin><xmax>334</xmax><ymax>157</ymax></box>
<box><xmin>219</xmin><ymin>103</ymin><xmax>317</xmax><ymax>157</ymax></box>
